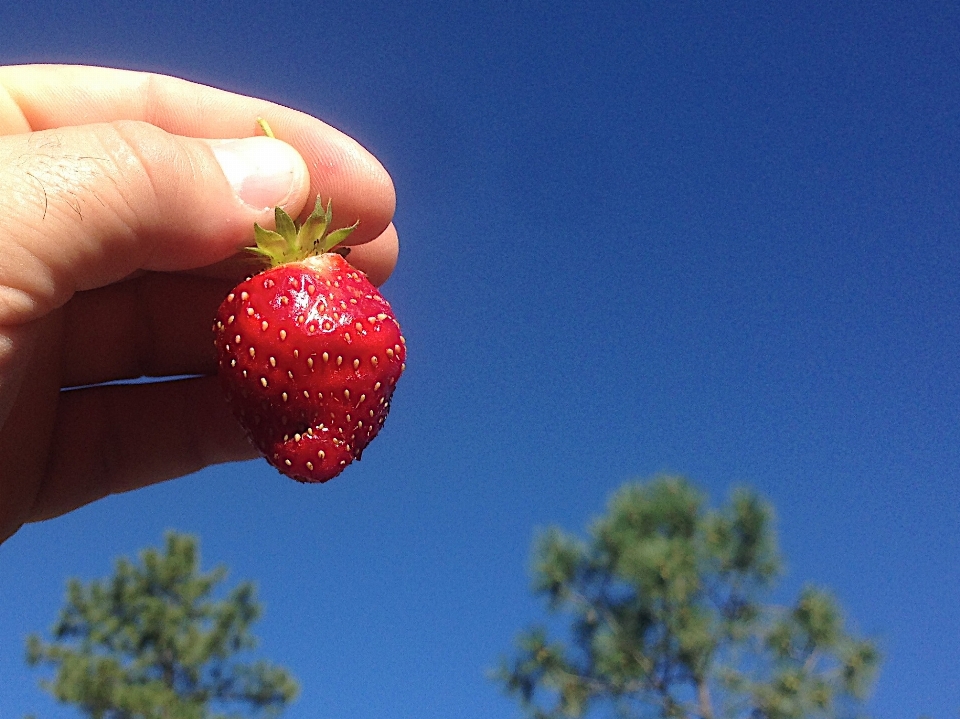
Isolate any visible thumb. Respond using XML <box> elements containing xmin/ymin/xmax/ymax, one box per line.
<box><xmin>0</xmin><ymin>120</ymin><xmax>310</xmax><ymax>325</ymax></box>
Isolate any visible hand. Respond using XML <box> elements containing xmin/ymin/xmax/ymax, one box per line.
<box><xmin>0</xmin><ymin>65</ymin><xmax>398</xmax><ymax>543</ymax></box>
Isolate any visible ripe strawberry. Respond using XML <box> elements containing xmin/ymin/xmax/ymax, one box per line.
<box><xmin>213</xmin><ymin>198</ymin><xmax>405</xmax><ymax>483</ymax></box>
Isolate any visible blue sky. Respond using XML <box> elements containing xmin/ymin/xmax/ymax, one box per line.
<box><xmin>1</xmin><ymin>1</ymin><xmax>959</xmax><ymax>717</ymax></box>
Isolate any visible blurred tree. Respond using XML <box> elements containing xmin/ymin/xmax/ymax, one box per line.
<box><xmin>26</xmin><ymin>531</ymin><xmax>298</xmax><ymax>719</ymax></box>
<box><xmin>495</xmin><ymin>476</ymin><xmax>879</xmax><ymax>719</ymax></box>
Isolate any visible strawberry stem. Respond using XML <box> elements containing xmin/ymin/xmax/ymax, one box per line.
<box><xmin>249</xmin><ymin>119</ymin><xmax>358</xmax><ymax>266</ymax></box>
<box><xmin>257</xmin><ymin>117</ymin><xmax>276</xmax><ymax>139</ymax></box>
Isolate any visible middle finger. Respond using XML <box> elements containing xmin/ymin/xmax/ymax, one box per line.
<box><xmin>61</xmin><ymin>272</ymin><xmax>231</xmax><ymax>387</ymax></box>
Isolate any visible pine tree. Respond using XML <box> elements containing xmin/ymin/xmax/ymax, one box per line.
<box><xmin>496</xmin><ymin>476</ymin><xmax>879</xmax><ymax>719</ymax></box>
<box><xmin>26</xmin><ymin>531</ymin><xmax>298</xmax><ymax>719</ymax></box>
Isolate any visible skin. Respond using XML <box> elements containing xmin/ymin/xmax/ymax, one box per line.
<box><xmin>0</xmin><ymin>65</ymin><xmax>399</xmax><ymax>544</ymax></box>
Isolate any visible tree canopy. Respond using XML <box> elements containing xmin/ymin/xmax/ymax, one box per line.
<box><xmin>496</xmin><ymin>476</ymin><xmax>879</xmax><ymax>719</ymax></box>
<box><xmin>27</xmin><ymin>531</ymin><xmax>298</xmax><ymax>719</ymax></box>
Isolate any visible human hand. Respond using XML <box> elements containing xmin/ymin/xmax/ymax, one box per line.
<box><xmin>0</xmin><ymin>65</ymin><xmax>398</xmax><ymax>543</ymax></box>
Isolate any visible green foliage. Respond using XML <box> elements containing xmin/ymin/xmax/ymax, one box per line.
<box><xmin>26</xmin><ymin>532</ymin><xmax>298</xmax><ymax>719</ymax></box>
<box><xmin>496</xmin><ymin>476</ymin><xmax>879</xmax><ymax>719</ymax></box>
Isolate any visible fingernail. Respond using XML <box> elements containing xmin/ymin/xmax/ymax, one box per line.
<box><xmin>211</xmin><ymin>136</ymin><xmax>307</xmax><ymax>210</ymax></box>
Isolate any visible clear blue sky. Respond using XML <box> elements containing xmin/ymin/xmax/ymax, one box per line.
<box><xmin>1</xmin><ymin>1</ymin><xmax>958</xmax><ymax>716</ymax></box>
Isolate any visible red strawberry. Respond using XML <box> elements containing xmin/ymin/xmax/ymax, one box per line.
<box><xmin>213</xmin><ymin>198</ymin><xmax>405</xmax><ymax>483</ymax></box>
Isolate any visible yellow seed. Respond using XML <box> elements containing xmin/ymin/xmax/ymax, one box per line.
<box><xmin>280</xmin><ymin>329</ymin><xmax>287</xmax><ymax>340</ymax></box>
<box><xmin>227</xmin><ymin>293</ymin><xmax>235</xmax><ymax>302</ymax></box>
<box><xmin>386</xmin><ymin>348</ymin><xmax>394</xmax><ymax>358</ymax></box>
<box><xmin>307</xmin><ymin>357</ymin><xmax>314</xmax><ymax>368</ymax></box>
<box><xmin>285</xmin><ymin>459</ymin><xmax>292</xmax><ymax>466</ymax></box>
<box><xmin>318</xmin><ymin>450</ymin><xmax>326</xmax><ymax>460</ymax></box>
<box><xmin>359</xmin><ymin>394</ymin><xmax>366</xmax><ymax>403</ymax></box>
<box><xmin>294</xmin><ymin>349</ymin><xmax>299</xmax><ymax>358</ymax></box>
<box><xmin>288</xmin><ymin>371</ymin><xmax>294</xmax><ymax>379</ymax></box>
<box><xmin>400</xmin><ymin>336</ymin><xmax>406</xmax><ymax>344</ymax></box>
<box><xmin>261</xmin><ymin>320</ymin><xmax>269</xmax><ymax>331</ymax></box>
<box><xmin>344</xmin><ymin>332</ymin><xmax>351</xmax><ymax>342</ymax></box>
<box><xmin>303</xmin><ymin>390</ymin><xmax>310</xmax><ymax>398</ymax></box>
<box><xmin>337</xmin><ymin>356</ymin><xmax>343</xmax><ymax>366</ymax></box>
<box><xmin>260</xmin><ymin>377</ymin><xmax>268</xmax><ymax>387</ymax></box>
<box><xmin>344</xmin><ymin>389</ymin><xmax>350</xmax><ymax>399</ymax></box>
<box><xmin>401</xmin><ymin>363</ymin><xmax>406</xmax><ymax>371</ymax></box>
<box><xmin>355</xmin><ymin>322</ymin><xmax>363</xmax><ymax>332</ymax></box>
<box><xmin>235</xmin><ymin>335</ymin><xmax>241</xmax><ymax>343</ymax></box>
<box><xmin>372</xmin><ymin>356</ymin><xmax>379</xmax><ymax>366</ymax></box>
<box><xmin>308</xmin><ymin>284</ymin><xmax>316</xmax><ymax>295</ymax></box>
<box><xmin>294</xmin><ymin>433</ymin><xmax>302</xmax><ymax>441</ymax></box>
<box><xmin>227</xmin><ymin>315</ymin><xmax>235</xmax><ymax>324</ymax></box>
<box><xmin>281</xmin><ymin>296</ymin><xmax>289</xmax><ymax>305</ymax></box>
<box><xmin>282</xmin><ymin>392</ymin><xmax>288</xmax><ymax>402</ymax></box>
<box><xmin>323</xmin><ymin>352</ymin><xmax>329</xmax><ymax>362</ymax></box>
<box><xmin>374</xmin><ymin>382</ymin><xmax>381</xmax><ymax>391</ymax></box>
<box><xmin>246</xmin><ymin>307</ymin><xmax>255</xmax><ymax>316</ymax></box>
<box><xmin>249</xmin><ymin>347</ymin><xmax>256</xmax><ymax>358</ymax></box>
<box><xmin>377</xmin><ymin>313</ymin><xmax>388</xmax><ymax>321</ymax></box>
<box><xmin>270</xmin><ymin>357</ymin><xmax>276</xmax><ymax>367</ymax></box>
<box><xmin>242</xmin><ymin>370</ymin><xmax>248</xmax><ymax>378</ymax></box>
<box><xmin>353</xmin><ymin>359</ymin><xmax>360</xmax><ymax>370</ymax></box>
<box><xmin>241</xmin><ymin>291</ymin><xmax>249</xmax><ymax>300</ymax></box>
<box><xmin>306</xmin><ymin>462</ymin><xmax>314</xmax><ymax>471</ymax></box>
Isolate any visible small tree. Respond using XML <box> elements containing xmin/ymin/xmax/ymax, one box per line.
<box><xmin>27</xmin><ymin>531</ymin><xmax>298</xmax><ymax>719</ymax></box>
<box><xmin>496</xmin><ymin>476</ymin><xmax>879</xmax><ymax>719</ymax></box>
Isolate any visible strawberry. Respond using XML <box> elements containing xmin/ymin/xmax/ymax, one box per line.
<box><xmin>213</xmin><ymin>198</ymin><xmax>405</xmax><ymax>483</ymax></box>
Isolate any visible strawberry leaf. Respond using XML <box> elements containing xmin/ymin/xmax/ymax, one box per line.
<box><xmin>254</xmin><ymin>224</ymin><xmax>286</xmax><ymax>251</ymax></box>
<box><xmin>321</xmin><ymin>222</ymin><xmax>359</xmax><ymax>253</ymax></box>
<box><xmin>253</xmin><ymin>224</ymin><xmax>288</xmax><ymax>265</ymax></box>
<box><xmin>296</xmin><ymin>197</ymin><xmax>329</xmax><ymax>251</ymax></box>
<box><xmin>247</xmin><ymin>245</ymin><xmax>276</xmax><ymax>260</ymax></box>
<box><xmin>251</xmin><ymin>193</ymin><xmax>359</xmax><ymax>266</ymax></box>
<box><xmin>275</xmin><ymin>207</ymin><xmax>298</xmax><ymax>246</ymax></box>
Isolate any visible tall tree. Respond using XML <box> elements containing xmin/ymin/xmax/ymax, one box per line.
<box><xmin>496</xmin><ymin>476</ymin><xmax>879</xmax><ymax>719</ymax></box>
<box><xmin>26</xmin><ymin>531</ymin><xmax>298</xmax><ymax>719</ymax></box>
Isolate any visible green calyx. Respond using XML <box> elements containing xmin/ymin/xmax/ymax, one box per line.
<box><xmin>250</xmin><ymin>198</ymin><xmax>358</xmax><ymax>267</ymax></box>
<box><xmin>249</xmin><ymin>119</ymin><xmax>357</xmax><ymax>267</ymax></box>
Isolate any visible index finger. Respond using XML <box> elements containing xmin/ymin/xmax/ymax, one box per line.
<box><xmin>0</xmin><ymin>64</ymin><xmax>395</xmax><ymax>244</ymax></box>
